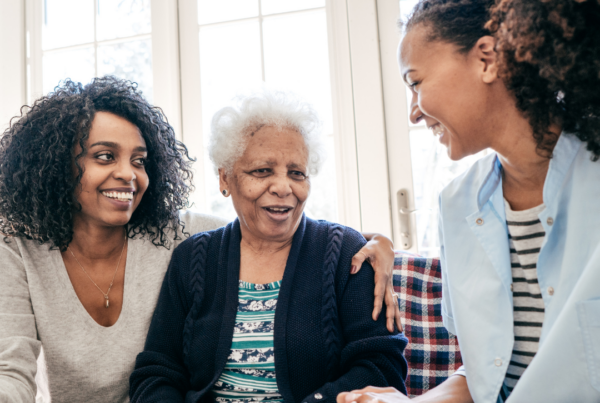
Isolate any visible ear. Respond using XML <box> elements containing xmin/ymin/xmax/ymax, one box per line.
<box><xmin>473</xmin><ymin>36</ymin><xmax>499</xmax><ymax>84</ymax></box>
<box><xmin>218</xmin><ymin>168</ymin><xmax>230</xmax><ymax>196</ymax></box>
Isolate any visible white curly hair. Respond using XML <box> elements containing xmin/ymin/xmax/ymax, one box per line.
<box><xmin>208</xmin><ymin>89</ymin><xmax>326</xmax><ymax>175</ymax></box>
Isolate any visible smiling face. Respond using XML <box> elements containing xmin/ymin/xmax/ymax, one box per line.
<box><xmin>399</xmin><ymin>24</ymin><xmax>501</xmax><ymax>160</ymax></box>
<box><xmin>73</xmin><ymin>111</ymin><xmax>149</xmax><ymax>229</ymax></box>
<box><xmin>220</xmin><ymin>126</ymin><xmax>310</xmax><ymax>244</ymax></box>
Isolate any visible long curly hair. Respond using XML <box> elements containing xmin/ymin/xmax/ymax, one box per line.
<box><xmin>487</xmin><ymin>0</ymin><xmax>600</xmax><ymax>160</ymax></box>
<box><xmin>0</xmin><ymin>76</ymin><xmax>194</xmax><ymax>250</ymax></box>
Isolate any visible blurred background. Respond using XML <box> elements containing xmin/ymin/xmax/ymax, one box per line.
<box><xmin>0</xmin><ymin>0</ymin><xmax>487</xmax><ymax>257</ymax></box>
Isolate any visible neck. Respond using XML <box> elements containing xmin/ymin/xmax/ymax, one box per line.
<box><xmin>240</xmin><ymin>233</ymin><xmax>293</xmax><ymax>256</ymax></box>
<box><xmin>487</xmin><ymin>99</ymin><xmax>561</xmax><ymax>209</ymax></box>
<box><xmin>69</xmin><ymin>217</ymin><xmax>126</xmax><ymax>261</ymax></box>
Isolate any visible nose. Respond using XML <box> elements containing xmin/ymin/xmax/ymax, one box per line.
<box><xmin>269</xmin><ymin>173</ymin><xmax>293</xmax><ymax>198</ymax></box>
<box><xmin>409</xmin><ymin>91</ymin><xmax>423</xmax><ymax>125</ymax></box>
<box><xmin>114</xmin><ymin>160</ymin><xmax>136</xmax><ymax>183</ymax></box>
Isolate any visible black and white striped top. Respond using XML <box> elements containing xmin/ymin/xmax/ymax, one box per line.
<box><xmin>499</xmin><ymin>200</ymin><xmax>546</xmax><ymax>402</ymax></box>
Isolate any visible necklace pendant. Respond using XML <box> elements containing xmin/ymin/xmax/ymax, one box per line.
<box><xmin>105</xmin><ymin>297</ymin><xmax>110</xmax><ymax>308</ymax></box>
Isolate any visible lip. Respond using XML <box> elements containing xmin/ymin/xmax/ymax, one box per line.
<box><xmin>100</xmin><ymin>187</ymin><xmax>136</xmax><ymax>193</ymax></box>
<box><xmin>262</xmin><ymin>205</ymin><xmax>294</xmax><ymax>222</ymax></box>
<box><xmin>99</xmin><ymin>187</ymin><xmax>136</xmax><ymax>211</ymax></box>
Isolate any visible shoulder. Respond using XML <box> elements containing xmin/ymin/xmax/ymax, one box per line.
<box><xmin>178</xmin><ymin>210</ymin><xmax>229</xmax><ymax>234</ymax></box>
<box><xmin>172</xmin><ymin>222</ymin><xmax>228</xmax><ymax>261</ymax></box>
<box><xmin>304</xmin><ymin>218</ymin><xmax>366</xmax><ymax>250</ymax></box>
<box><xmin>440</xmin><ymin>152</ymin><xmax>497</xmax><ymax>205</ymax></box>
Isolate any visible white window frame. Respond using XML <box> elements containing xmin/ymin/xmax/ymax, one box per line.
<box><xmin>6</xmin><ymin>0</ymin><xmax>419</xmax><ymax>251</ymax></box>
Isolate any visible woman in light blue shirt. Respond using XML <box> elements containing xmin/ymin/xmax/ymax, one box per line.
<box><xmin>338</xmin><ymin>0</ymin><xmax>600</xmax><ymax>402</ymax></box>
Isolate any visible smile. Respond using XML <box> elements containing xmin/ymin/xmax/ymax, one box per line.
<box><xmin>264</xmin><ymin>206</ymin><xmax>292</xmax><ymax>214</ymax></box>
<box><xmin>430</xmin><ymin>124</ymin><xmax>444</xmax><ymax>137</ymax></box>
<box><xmin>101</xmin><ymin>191</ymin><xmax>134</xmax><ymax>202</ymax></box>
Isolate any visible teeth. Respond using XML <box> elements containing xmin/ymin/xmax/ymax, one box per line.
<box><xmin>268</xmin><ymin>207</ymin><xmax>288</xmax><ymax>212</ymax></box>
<box><xmin>431</xmin><ymin>124</ymin><xmax>444</xmax><ymax>137</ymax></box>
<box><xmin>102</xmin><ymin>191</ymin><xmax>134</xmax><ymax>201</ymax></box>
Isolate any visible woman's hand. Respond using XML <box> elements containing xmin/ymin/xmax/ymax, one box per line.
<box><xmin>337</xmin><ymin>387</ymin><xmax>410</xmax><ymax>403</ymax></box>
<box><xmin>354</xmin><ymin>233</ymin><xmax>402</xmax><ymax>333</ymax></box>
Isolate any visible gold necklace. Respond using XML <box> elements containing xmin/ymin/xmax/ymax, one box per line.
<box><xmin>68</xmin><ymin>236</ymin><xmax>127</xmax><ymax>308</ymax></box>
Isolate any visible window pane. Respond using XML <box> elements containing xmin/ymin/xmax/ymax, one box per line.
<box><xmin>96</xmin><ymin>0</ymin><xmax>151</xmax><ymax>41</ymax></box>
<box><xmin>199</xmin><ymin>20</ymin><xmax>262</xmax><ymax>220</ymax></box>
<box><xmin>197</xmin><ymin>0</ymin><xmax>258</xmax><ymax>25</ymax></box>
<box><xmin>263</xmin><ymin>10</ymin><xmax>333</xmax><ymax>134</ymax></box>
<box><xmin>262</xmin><ymin>10</ymin><xmax>338</xmax><ymax>221</ymax></box>
<box><xmin>410</xmin><ymin>128</ymin><xmax>489</xmax><ymax>257</ymax></box>
<box><xmin>97</xmin><ymin>39</ymin><xmax>154</xmax><ymax>102</ymax></box>
<box><xmin>42</xmin><ymin>0</ymin><xmax>94</xmax><ymax>50</ymax></box>
<box><xmin>43</xmin><ymin>47</ymin><xmax>95</xmax><ymax>94</ymax></box>
<box><xmin>261</xmin><ymin>0</ymin><xmax>325</xmax><ymax>15</ymax></box>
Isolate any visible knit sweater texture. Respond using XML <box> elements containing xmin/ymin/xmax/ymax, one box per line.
<box><xmin>129</xmin><ymin>216</ymin><xmax>408</xmax><ymax>403</ymax></box>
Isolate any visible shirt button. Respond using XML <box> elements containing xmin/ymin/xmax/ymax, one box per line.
<box><xmin>314</xmin><ymin>393</ymin><xmax>323</xmax><ymax>400</ymax></box>
<box><xmin>547</xmin><ymin>217</ymin><xmax>554</xmax><ymax>226</ymax></box>
<box><xmin>548</xmin><ymin>286</ymin><xmax>554</xmax><ymax>296</ymax></box>
<box><xmin>510</xmin><ymin>284</ymin><xmax>513</xmax><ymax>292</ymax></box>
<box><xmin>476</xmin><ymin>218</ymin><xmax>484</xmax><ymax>225</ymax></box>
<box><xmin>494</xmin><ymin>358</ymin><xmax>502</xmax><ymax>367</ymax></box>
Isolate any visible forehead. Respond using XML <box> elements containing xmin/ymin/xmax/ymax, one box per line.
<box><xmin>241</xmin><ymin>126</ymin><xmax>308</xmax><ymax>164</ymax></box>
<box><xmin>399</xmin><ymin>24</ymin><xmax>461</xmax><ymax>74</ymax></box>
<box><xmin>88</xmin><ymin>111</ymin><xmax>145</xmax><ymax>146</ymax></box>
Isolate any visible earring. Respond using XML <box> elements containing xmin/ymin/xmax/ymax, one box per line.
<box><xmin>222</xmin><ymin>189</ymin><xmax>228</xmax><ymax>197</ymax></box>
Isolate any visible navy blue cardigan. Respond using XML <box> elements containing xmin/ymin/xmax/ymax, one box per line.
<box><xmin>130</xmin><ymin>216</ymin><xmax>408</xmax><ymax>403</ymax></box>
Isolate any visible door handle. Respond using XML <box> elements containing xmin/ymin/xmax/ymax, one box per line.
<box><xmin>397</xmin><ymin>189</ymin><xmax>415</xmax><ymax>249</ymax></box>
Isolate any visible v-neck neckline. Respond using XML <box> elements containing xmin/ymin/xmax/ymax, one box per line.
<box><xmin>53</xmin><ymin>237</ymin><xmax>136</xmax><ymax>331</ymax></box>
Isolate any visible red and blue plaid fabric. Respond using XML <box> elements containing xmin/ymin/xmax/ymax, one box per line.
<box><xmin>393</xmin><ymin>252</ymin><xmax>463</xmax><ymax>397</ymax></box>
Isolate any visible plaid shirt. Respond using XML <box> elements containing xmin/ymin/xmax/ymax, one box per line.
<box><xmin>393</xmin><ymin>252</ymin><xmax>463</xmax><ymax>397</ymax></box>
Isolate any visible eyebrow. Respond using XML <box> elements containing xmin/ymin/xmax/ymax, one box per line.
<box><xmin>89</xmin><ymin>141</ymin><xmax>147</xmax><ymax>152</ymax></box>
<box><xmin>402</xmin><ymin>69</ymin><xmax>415</xmax><ymax>84</ymax></box>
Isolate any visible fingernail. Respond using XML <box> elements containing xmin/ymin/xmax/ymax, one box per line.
<box><xmin>346</xmin><ymin>393</ymin><xmax>358</xmax><ymax>402</ymax></box>
<box><xmin>351</xmin><ymin>265</ymin><xmax>358</xmax><ymax>274</ymax></box>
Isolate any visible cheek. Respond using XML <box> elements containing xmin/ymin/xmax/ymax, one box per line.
<box><xmin>294</xmin><ymin>182</ymin><xmax>311</xmax><ymax>202</ymax></box>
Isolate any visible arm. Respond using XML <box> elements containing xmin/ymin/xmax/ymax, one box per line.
<box><xmin>303</xmin><ymin>253</ymin><xmax>409</xmax><ymax>403</ymax></box>
<box><xmin>0</xmin><ymin>240</ymin><xmax>41</xmax><ymax>403</ymax></box>
<box><xmin>355</xmin><ymin>233</ymin><xmax>402</xmax><ymax>332</ymax></box>
<box><xmin>129</xmin><ymin>245</ymin><xmax>192</xmax><ymax>403</ymax></box>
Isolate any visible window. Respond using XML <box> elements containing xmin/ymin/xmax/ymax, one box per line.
<box><xmin>180</xmin><ymin>0</ymin><xmax>338</xmax><ymax>222</ymax></box>
<box><xmin>33</xmin><ymin>0</ymin><xmax>153</xmax><ymax>101</ymax></box>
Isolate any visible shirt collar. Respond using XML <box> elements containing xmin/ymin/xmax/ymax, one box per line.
<box><xmin>474</xmin><ymin>132</ymin><xmax>582</xmax><ymax>211</ymax></box>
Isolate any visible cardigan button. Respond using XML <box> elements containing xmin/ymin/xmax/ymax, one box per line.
<box><xmin>314</xmin><ymin>393</ymin><xmax>323</xmax><ymax>400</ymax></box>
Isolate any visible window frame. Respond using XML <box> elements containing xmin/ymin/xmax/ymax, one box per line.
<box><xmin>11</xmin><ymin>0</ymin><xmax>419</xmax><ymax>251</ymax></box>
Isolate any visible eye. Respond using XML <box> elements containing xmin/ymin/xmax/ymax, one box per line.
<box><xmin>409</xmin><ymin>81</ymin><xmax>420</xmax><ymax>91</ymax></box>
<box><xmin>133</xmin><ymin>157</ymin><xmax>147</xmax><ymax>166</ymax></box>
<box><xmin>96</xmin><ymin>152</ymin><xmax>114</xmax><ymax>162</ymax></box>
<box><xmin>251</xmin><ymin>168</ymin><xmax>272</xmax><ymax>177</ymax></box>
<box><xmin>290</xmin><ymin>170</ymin><xmax>307</xmax><ymax>180</ymax></box>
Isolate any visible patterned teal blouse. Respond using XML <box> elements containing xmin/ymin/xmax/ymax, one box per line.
<box><xmin>211</xmin><ymin>280</ymin><xmax>283</xmax><ymax>402</ymax></box>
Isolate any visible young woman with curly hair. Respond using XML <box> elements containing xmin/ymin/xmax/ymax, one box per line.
<box><xmin>338</xmin><ymin>0</ymin><xmax>600</xmax><ymax>402</ymax></box>
<box><xmin>0</xmin><ymin>77</ymin><xmax>400</xmax><ymax>403</ymax></box>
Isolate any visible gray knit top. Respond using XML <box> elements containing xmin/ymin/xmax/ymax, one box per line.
<box><xmin>0</xmin><ymin>211</ymin><xmax>227</xmax><ymax>403</ymax></box>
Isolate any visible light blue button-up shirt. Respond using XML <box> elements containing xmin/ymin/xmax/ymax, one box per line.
<box><xmin>439</xmin><ymin>133</ymin><xmax>600</xmax><ymax>402</ymax></box>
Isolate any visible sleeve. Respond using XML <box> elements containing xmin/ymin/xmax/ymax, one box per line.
<box><xmin>129</xmin><ymin>244</ymin><xmax>192</xmax><ymax>403</ymax></box>
<box><xmin>453</xmin><ymin>365</ymin><xmax>466</xmax><ymax>377</ymax></box>
<box><xmin>439</xmin><ymin>194</ymin><xmax>457</xmax><ymax>335</ymax></box>
<box><xmin>0</xmin><ymin>240</ymin><xmax>41</xmax><ymax>403</ymax></box>
<box><xmin>302</xmin><ymin>234</ymin><xmax>409</xmax><ymax>403</ymax></box>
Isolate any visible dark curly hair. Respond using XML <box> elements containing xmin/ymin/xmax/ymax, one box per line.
<box><xmin>487</xmin><ymin>0</ymin><xmax>600</xmax><ymax>160</ymax></box>
<box><xmin>0</xmin><ymin>76</ymin><xmax>194</xmax><ymax>250</ymax></box>
<box><xmin>401</xmin><ymin>0</ymin><xmax>495</xmax><ymax>53</ymax></box>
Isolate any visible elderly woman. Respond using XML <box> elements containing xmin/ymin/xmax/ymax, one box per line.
<box><xmin>129</xmin><ymin>91</ymin><xmax>409</xmax><ymax>402</ymax></box>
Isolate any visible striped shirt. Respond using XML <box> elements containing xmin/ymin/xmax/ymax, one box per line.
<box><xmin>211</xmin><ymin>280</ymin><xmax>283</xmax><ymax>403</ymax></box>
<box><xmin>499</xmin><ymin>200</ymin><xmax>546</xmax><ymax>402</ymax></box>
